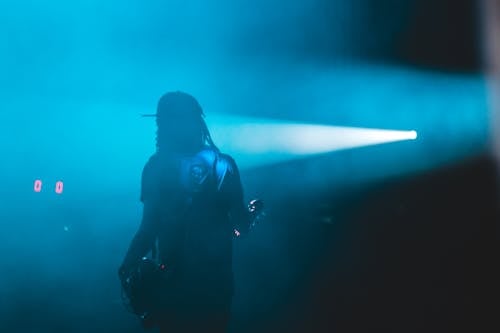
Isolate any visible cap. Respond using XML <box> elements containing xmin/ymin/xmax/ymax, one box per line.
<box><xmin>141</xmin><ymin>91</ymin><xmax>204</xmax><ymax>119</ymax></box>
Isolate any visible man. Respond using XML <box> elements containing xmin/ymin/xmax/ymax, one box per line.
<box><xmin>119</xmin><ymin>91</ymin><xmax>253</xmax><ymax>332</ymax></box>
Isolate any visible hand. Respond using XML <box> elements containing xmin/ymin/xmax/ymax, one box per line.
<box><xmin>248</xmin><ymin>199</ymin><xmax>265</xmax><ymax>228</ymax></box>
<box><xmin>248</xmin><ymin>199</ymin><xmax>264</xmax><ymax>214</ymax></box>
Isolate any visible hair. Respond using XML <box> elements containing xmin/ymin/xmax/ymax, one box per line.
<box><xmin>154</xmin><ymin>91</ymin><xmax>219</xmax><ymax>153</ymax></box>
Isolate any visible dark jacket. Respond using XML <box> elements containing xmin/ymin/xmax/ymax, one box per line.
<box><xmin>121</xmin><ymin>147</ymin><xmax>251</xmax><ymax>307</ymax></box>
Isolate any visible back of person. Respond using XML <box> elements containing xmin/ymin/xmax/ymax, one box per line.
<box><xmin>147</xmin><ymin>149</ymin><xmax>235</xmax><ymax>302</ymax></box>
<box><xmin>119</xmin><ymin>91</ymin><xmax>251</xmax><ymax>333</ymax></box>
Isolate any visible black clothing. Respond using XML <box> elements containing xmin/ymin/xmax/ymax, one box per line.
<box><xmin>121</xmin><ymin>147</ymin><xmax>250</xmax><ymax>331</ymax></box>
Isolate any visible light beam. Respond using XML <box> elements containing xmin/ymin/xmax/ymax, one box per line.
<box><xmin>207</xmin><ymin>114</ymin><xmax>417</xmax><ymax>168</ymax></box>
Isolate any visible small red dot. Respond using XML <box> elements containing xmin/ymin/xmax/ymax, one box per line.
<box><xmin>34</xmin><ymin>180</ymin><xmax>42</xmax><ymax>192</ymax></box>
<box><xmin>55</xmin><ymin>181</ymin><xmax>64</xmax><ymax>194</ymax></box>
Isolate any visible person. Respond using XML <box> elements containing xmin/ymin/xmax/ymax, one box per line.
<box><xmin>118</xmin><ymin>91</ymin><xmax>253</xmax><ymax>332</ymax></box>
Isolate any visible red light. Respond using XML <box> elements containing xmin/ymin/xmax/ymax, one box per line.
<box><xmin>55</xmin><ymin>181</ymin><xmax>64</xmax><ymax>194</ymax></box>
<box><xmin>34</xmin><ymin>180</ymin><xmax>42</xmax><ymax>192</ymax></box>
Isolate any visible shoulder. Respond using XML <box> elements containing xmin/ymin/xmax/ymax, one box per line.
<box><xmin>143</xmin><ymin>153</ymin><xmax>160</xmax><ymax>171</ymax></box>
<box><xmin>140</xmin><ymin>154</ymin><xmax>159</xmax><ymax>202</ymax></box>
<box><xmin>194</xmin><ymin>148</ymin><xmax>238</xmax><ymax>169</ymax></box>
<box><xmin>218</xmin><ymin>152</ymin><xmax>238</xmax><ymax>169</ymax></box>
<box><xmin>216</xmin><ymin>152</ymin><xmax>241</xmax><ymax>180</ymax></box>
<box><xmin>141</xmin><ymin>153</ymin><xmax>161</xmax><ymax>179</ymax></box>
<box><xmin>218</xmin><ymin>152</ymin><xmax>236</xmax><ymax>163</ymax></box>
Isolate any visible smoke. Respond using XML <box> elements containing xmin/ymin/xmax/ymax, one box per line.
<box><xmin>0</xmin><ymin>1</ymin><xmax>491</xmax><ymax>332</ymax></box>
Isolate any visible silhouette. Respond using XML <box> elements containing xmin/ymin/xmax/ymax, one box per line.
<box><xmin>119</xmin><ymin>91</ymin><xmax>254</xmax><ymax>333</ymax></box>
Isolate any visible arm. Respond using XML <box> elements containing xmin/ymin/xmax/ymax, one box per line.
<box><xmin>221</xmin><ymin>155</ymin><xmax>253</xmax><ymax>235</ymax></box>
<box><xmin>120</xmin><ymin>200</ymin><xmax>160</xmax><ymax>272</ymax></box>
<box><xmin>119</xmin><ymin>156</ymin><xmax>160</xmax><ymax>276</ymax></box>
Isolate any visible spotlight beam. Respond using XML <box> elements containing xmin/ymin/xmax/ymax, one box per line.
<box><xmin>207</xmin><ymin>114</ymin><xmax>417</xmax><ymax>168</ymax></box>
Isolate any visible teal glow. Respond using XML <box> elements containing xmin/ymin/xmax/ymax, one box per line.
<box><xmin>0</xmin><ymin>65</ymin><xmax>487</xmax><ymax>198</ymax></box>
